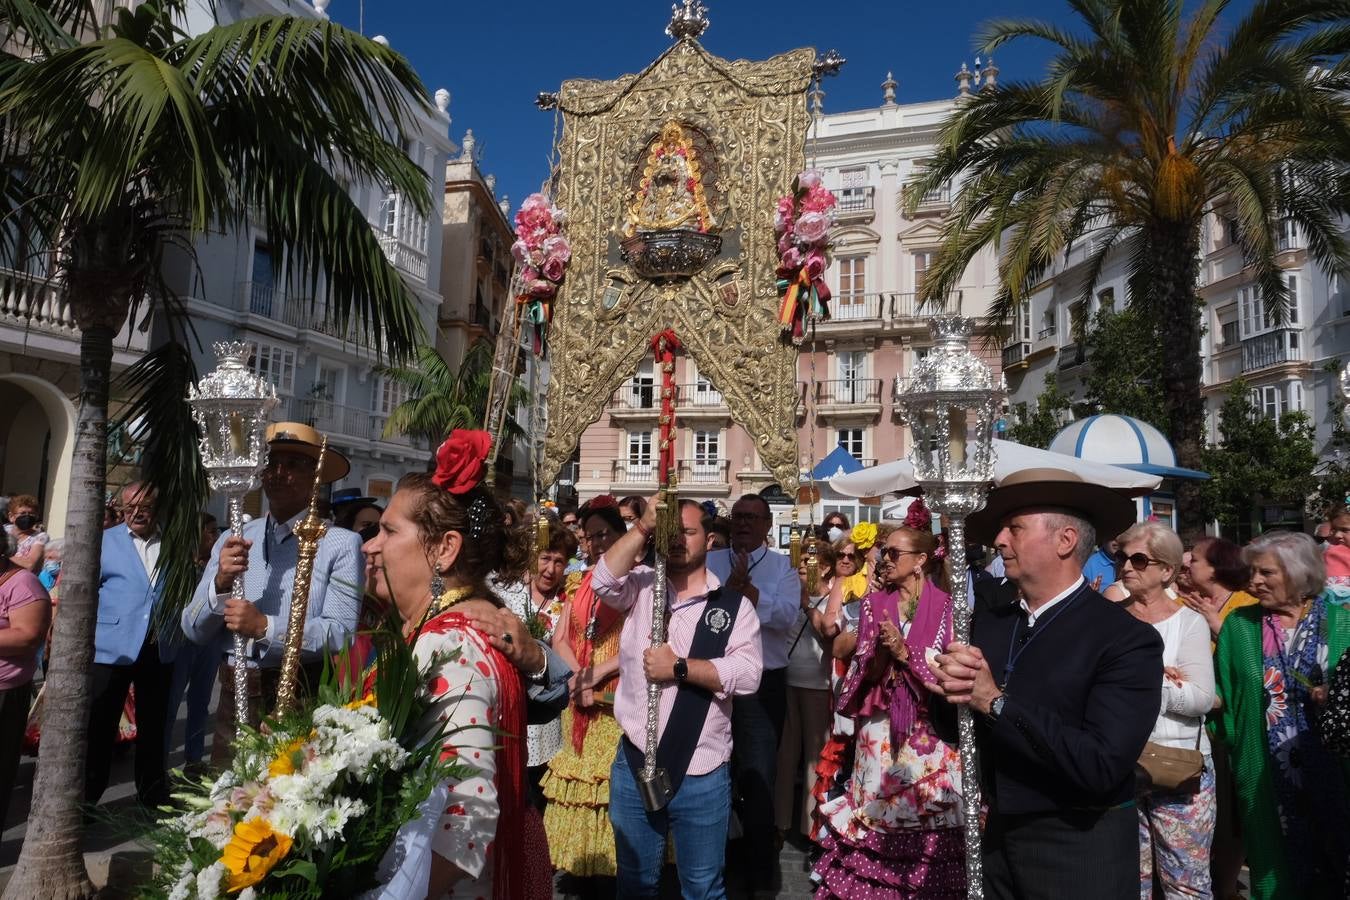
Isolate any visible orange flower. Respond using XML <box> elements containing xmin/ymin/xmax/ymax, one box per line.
<box><xmin>221</xmin><ymin>818</ymin><xmax>292</xmax><ymax>892</ymax></box>
<box><xmin>345</xmin><ymin>693</ymin><xmax>377</xmax><ymax>711</ymax></box>
<box><xmin>267</xmin><ymin>737</ymin><xmax>306</xmax><ymax>778</ymax></box>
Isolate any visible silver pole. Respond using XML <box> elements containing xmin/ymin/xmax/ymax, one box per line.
<box><xmin>945</xmin><ymin>518</ymin><xmax>983</xmax><ymax>898</ymax></box>
<box><xmin>226</xmin><ymin>494</ymin><xmax>250</xmax><ymax>736</ymax></box>
<box><xmin>637</xmin><ymin>548</ymin><xmax>673</xmax><ymax>809</ymax></box>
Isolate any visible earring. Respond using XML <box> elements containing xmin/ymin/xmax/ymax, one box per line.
<box><xmin>430</xmin><ymin>569</ymin><xmax>445</xmax><ymax>600</ymax></box>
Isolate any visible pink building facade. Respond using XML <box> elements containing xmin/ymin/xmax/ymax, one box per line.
<box><xmin>567</xmin><ymin>68</ymin><xmax>1005</xmax><ymax>533</ymax></box>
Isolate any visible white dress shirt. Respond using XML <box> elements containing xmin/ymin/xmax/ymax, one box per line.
<box><xmin>1018</xmin><ymin>576</ymin><xmax>1085</xmax><ymax>627</ymax></box>
<box><xmin>707</xmin><ymin>546</ymin><xmax>801</xmax><ymax>670</ymax></box>
<box><xmin>129</xmin><ymin>527</ymin><xmax>161</xmax><ymax>579</ymax></box>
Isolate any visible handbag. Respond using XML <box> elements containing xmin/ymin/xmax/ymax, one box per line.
<box><xmin>1137</xmin><ymin>727</ymin><xmax>1204</xmax><ymax>793</ymax></box>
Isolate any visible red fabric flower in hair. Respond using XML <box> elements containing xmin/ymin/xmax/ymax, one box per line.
<box><xmin>432</xmin><ymin>430</ymin><xmax>492</xmax><ymax>494</ymax></box>
<box><xmin>587</xmin><ymin>494</ymin><xmax>618</xmax><ymax>510</ymax></box>
<box><xmin>903</xmin><ymin>496</ymin><xmax>933</xmax><ymax>531</ymax></box>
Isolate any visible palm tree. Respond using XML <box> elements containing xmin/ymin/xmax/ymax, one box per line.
<box><xmin>910</xmin><ymin>0</ymin><xmax>1350</xmax><ymax>536</ymax></box>
<box><xmin>380</xmin><ymin>339</ymin><xmax>530</xmax><ymax>445</ymax></box>
<box><xmin>0</xmin><ymin>2</ymin><xmax>430</xmax><ymax>896</ymax></box>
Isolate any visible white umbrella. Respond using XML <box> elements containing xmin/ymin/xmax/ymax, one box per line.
<box><xmin>827</xmin><ymin>439</ymin><xmax>1162</xmax><ymax>499</ymax></box>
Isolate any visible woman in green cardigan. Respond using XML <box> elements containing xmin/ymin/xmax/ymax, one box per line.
<box><xmin>1211</xmin><ymin>531</ymin><xmax>1350</xmax><ymax>899</ymax></box>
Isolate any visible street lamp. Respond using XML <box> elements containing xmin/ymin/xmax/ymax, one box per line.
<box><xmin>896</xmin><ymin>314</ymin><xmax>1002</xmax><ymax>899</ymax></box>
<box><xmin>188</xmin><ymin>341</ymin><xmax>279</xmax><ymax>736</ymax></box>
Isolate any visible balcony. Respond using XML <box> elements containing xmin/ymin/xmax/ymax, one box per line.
<box><xmin>676</xmin><ymin>459</ymin><xmax>732</xmax><ymax>494</ymax></box>
<box><xmin>0</xmin><ymin>266</ymin><xmax>148</xmax><ymax>354</ymax></box>
<box><xmin>832</xmin><ymin>187</ymin><xmax>875</xmax><ymax>223</ymax></box>
<box><xmin>891</xmin><ymin>292</ymin><xmax>957</xmax><ymax>321</ymax></box>
<box><xmin>377</xmin><ymin>234</ymin><xmax>429</xmax><ymax>284</ymax></box>
<box><xmin>893</xmin><ymin>375</ymin><xmax>913</xmax><ymax>404</ymax></box>
<box><xmin>674</xmin><ymin>382</ymin><xmax>728</xmax><ymax>419</ymax></box>
<box><xmin>608</xmin><ymin>383</ymin><xmax>659</xmax><ymax>420</ymax></box>
<box><xmin>1002</xmin><ymin>340</ymin><xmax>1032</xmax><ymax>369</ymax></box>
<box><xmin>1036</xmin><ymin>325</ymin><xmax>1058</xmax><ymax>341</ymax></box>
<box><xmin>1241</xmin><ymin>327</ymin><xmax>1303</xmax><ymax>374</ymax></box>
<box><xmin>827</xmin><ymin>292</ymin><xmax>884</xmax><ymax>324</ymax></box>
<box><xmin>814</xmin><ymin>378</ymin><xmax>883</xmax><ymax>418</ymax></box>
<box><xmin>610</xmin><ymin>460</ymin><xmax>659</xmax><ymax>489</ymax></box>
<box><xmin>911</xmin><ymin>182</ymin><xmax>951</xmax><ymax>213</ymax></box>
<box><xmin>285</xmin><ymin>397</ymin><xmax>420</xmax><ymax>451</ymax></box>
<box><xmin>1057</xmin><ymin>343</ymin><xmax>1087</xmax><ymax>371</ymax></box>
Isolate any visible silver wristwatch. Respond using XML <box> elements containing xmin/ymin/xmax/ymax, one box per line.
<box><xmin>989</xmin><ymin>694</ymin><xmax>1007</xmax><ymax>720</ymax></box>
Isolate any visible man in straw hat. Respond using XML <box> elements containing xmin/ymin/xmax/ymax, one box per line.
<box><xmin>182</xmin><ymin>422</ymin><xmax>364</xmax><ymax>762</ymax></box>
<box><xmin>927</xmin><ymin>468</ymin><xmax>1164</xmax><ymax>899</ymax></box>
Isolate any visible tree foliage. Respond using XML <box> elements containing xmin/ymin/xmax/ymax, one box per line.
<box><xmin>1199</xmin><ymin>379</ymin><xmax>1319</xmax><ymax>531</ymax></box>
<box><xmin>380</xmin><ymin>340</ymin><xmax>529</xmax><ymax>446</ymax></box>
<box><xmin>1007</xmin><ymin>371</ymin><xmax>1073</xmax><ymax>448</ymax></box>
<box><xmin>909</xmin><ymin>0</ymin><xmax>1350</xmax><ymax>536</ymax></box>
<box><xmin>1080</xmin><ymin>306</ymin><xmax>1167</xmax><ymax>431</ymax></box>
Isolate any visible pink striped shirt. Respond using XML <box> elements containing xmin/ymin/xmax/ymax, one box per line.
<box><xmin>592</xmin><ymin>557</ymin><xmax>762</xmax><ymax>775</ymax></box>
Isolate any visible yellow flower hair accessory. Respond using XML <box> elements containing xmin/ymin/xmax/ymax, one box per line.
<box><xmin>851</xmin><ymin>522</ymin><xmax>878</xmax><ymax>551</ymax></box>
<box><xmin>223</xmin><ymin>818</ymin><xmax>293</xmax><ymax>892</ymax></box>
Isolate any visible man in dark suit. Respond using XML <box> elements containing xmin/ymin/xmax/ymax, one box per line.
<box><xmin>930</xmin><ymin>469</ymin><xmax>1163</xmax><ymax>900</ymax></box>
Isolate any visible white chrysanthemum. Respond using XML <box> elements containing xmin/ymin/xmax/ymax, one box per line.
<box><xmin>195</xmin><ymin>861</ymin><xmax>226</xmax><ymax>900</ymax></box>
<box><xmin>166</xmin><ymin>861</ymin><xmax>194</xmax><ymax>900</ymax></box>
<box><xmin>237</xmin><ymin>889</ymin><xmax>257</xmax><ymax>900</ymax></box>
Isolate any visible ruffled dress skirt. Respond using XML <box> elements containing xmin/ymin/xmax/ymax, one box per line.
<box><xmin>540</xmin><ymin>705</ymin><xmax>623</xmax><ymax>876</ymax></box>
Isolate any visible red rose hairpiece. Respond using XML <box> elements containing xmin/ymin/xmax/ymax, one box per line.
<box><xmin>903</xmin><ymin>496</ymin><xmax>933</xmax><ymax>531</ymax></box>
<box><xmin>432</xmin><ymin>430</ymin><xmax>492</xmax><ymax>495</ymax></box>
<box><xmin>587</xmin><ymin>494</ymin><xmax>618</xmax><ymax>510</ymax></box>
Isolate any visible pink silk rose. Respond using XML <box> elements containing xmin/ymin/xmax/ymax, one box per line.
<box><xmin>528</xmin><ymin>278</ymin><xmax>557</xmax><ymax>298</ymax></box>
<box><xmin>541</xmin><ymin>256</ymin><xmax>566</xmax><ymax>282</ymax></box>
<box><xmin>510</xmin><ymin>239</ymin><xmax>530</xmax><ymax>265</ymax></box>
<box><xmin>796</xmin><ymin>169</ymin><xmax>824</xmax><ymax>190</ymax></box>
<box><xmin>777</xmin><ymin>231</ymin><xmax>796</xmax><ymax>257</ymax></box>
<box><xmin>805</xmin><ymin>249</ymin><xmax>826</xmax><ymax>278</ymax></box>
<box><xmin>542</xmin><ymin>235</ymin><xmax>571</xmax><ymax>263</ymax></box>
<box><xmin>794</xmin><ymin>211</ymin><xmax>831</xmax><ymax>244</ymax></box>
<box><xmin>780</xmin><ymin>247</ymin><xmax>804</xmax><ymax>271</ymax></box>
<box><xmin>432</xmin><ymin>430</ymin><xmax>492</xmax><ymax>494</ymax></box>
<box><xmin>801</xmin><ymin>186</ymin><xmax>837</xmax><ymax>214</ymax></box>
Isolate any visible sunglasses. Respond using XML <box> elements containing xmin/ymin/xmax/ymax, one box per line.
<box><xmin>838</xmin><ymin>551</ymin><xmax>858</xmax><ymax>560</ymax></box>
<box><xmin>1114</xmin><ymin>551</ymin><xmax>1165</xmax><ymax>571</ymax></box>
<box><xmin>881</xmin><ymin>547</ymin><xmax>921</xmax><ymax>563</ymax></box>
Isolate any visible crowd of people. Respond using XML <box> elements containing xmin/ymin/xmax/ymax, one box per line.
<box><xmin>4</xmin><ymin>422</ymin><xmax>1350</xmax><ymax>899</ymax></box>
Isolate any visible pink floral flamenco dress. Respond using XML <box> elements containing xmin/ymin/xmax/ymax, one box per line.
<box><xmin>812</xmin><ymin>581</ymin><xmax>965</xmax><ymax>899</ymax></box>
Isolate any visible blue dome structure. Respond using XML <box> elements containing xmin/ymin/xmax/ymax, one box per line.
<box><xmin>1050</xmin><ymin>415</ymin><xmax>1209</xmax><ymax>481</ymax></box>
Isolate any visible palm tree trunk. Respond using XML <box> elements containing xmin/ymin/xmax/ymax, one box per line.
<box><xmin>1151</xmin><ymin>222</ymin><xmax>1207</xmax><ymax>541</ymax></box>
<box><xmin>3</xmin><ymin>322</ymin><xmax>116</xmax><ymax>900</ymax></box>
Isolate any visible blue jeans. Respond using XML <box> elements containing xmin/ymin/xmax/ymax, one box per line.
<box><xmin>165</xmin><ymin>640</ymin><xmax>218</xmax><ymax>763</ymax></box>
<box><xmin>609</xmin><ymin>750</ymin><xmax>731</xmax><ymax>899</ymax></box>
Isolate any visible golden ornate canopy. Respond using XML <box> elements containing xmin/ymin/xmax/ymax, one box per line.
<box><xmin>539</xmin><ymin>34</ymin><xmax>816</xmax><ymax>490</ymax></box>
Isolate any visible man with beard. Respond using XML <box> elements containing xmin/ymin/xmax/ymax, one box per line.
<box><xmin>707</xmin><ymin>493</ymin><xmax>800</xmax><ymax>893</ymax></box>
<box><xmin>599</xmin><ymin>497</ymin><xmax>762</xmax><ymax>898</ymax></box>
<box><xmin>86</xmin><ymin>483</ymin><xmax>176</xmax><ymax>808</ymax></box>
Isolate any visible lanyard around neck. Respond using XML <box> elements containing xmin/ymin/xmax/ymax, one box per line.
<box><xmin>1001</xmin><ymin>586</ymin><xmax>1082</xmax><ymax>689</ymax></box>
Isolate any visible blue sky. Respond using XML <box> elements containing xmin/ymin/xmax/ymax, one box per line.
<box><xmin>322</xmin><ymin>0</ymin><xmax>1253</xmax><ymax>210</ymax></box>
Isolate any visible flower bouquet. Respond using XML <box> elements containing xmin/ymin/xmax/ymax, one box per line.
<box><xmin>145</xmin><ymin>615</ymin><xmax>470</xmax><ymax>900</ymax></box>
<box><xmin>511</xmin><ymin>192</ymin><xmax>570</xmax><ymax>356</ymax></box>
<box><xmin>774</xmin><ymin>169</ymin><xmax>837</xmax><ymax>344</ymax></box>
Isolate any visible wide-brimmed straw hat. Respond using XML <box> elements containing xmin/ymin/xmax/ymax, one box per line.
<box><xmin>965</xmin><ymin>467</ymin><xmax>1138</xmax><ymax>545</ymax></box>
<box><xmin>266</xmin><ymin>421</ymin><xmax>350</xmax><ymax>485</ymax></box>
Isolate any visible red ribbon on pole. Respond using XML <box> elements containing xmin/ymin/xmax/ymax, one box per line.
<box><xmin>650</xmin><ymin>329</ymin><xmax>681</xmax><ymax>487</ymax></box>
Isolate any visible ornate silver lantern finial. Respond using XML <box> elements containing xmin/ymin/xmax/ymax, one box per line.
<box><xmin>896</xmin><ymin>314</ymin><xmax>1003</xmax><ymax>900</ymax></box>
<box><xmin>187</xmin><ymin>341</ymin><xmax>279</xmax><ymax>736</ymax></box>
<box><xmin>666</xmin><ymin>0</ymin><xmax>709</xmax><ymax>40</ymax></box>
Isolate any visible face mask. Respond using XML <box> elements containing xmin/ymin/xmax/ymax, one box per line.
<box><xmin>14</xmin><ymin>514</ymin><xmax>36</xmax><ymax>531</ymax></box>
<box><xmin>42</xmin><ymin>559</ymin><xmax>60</xmax><ymax>574</ymax></box>
<box><xmin>827</xmin><ymin>526</ymin><xmax>844</xmax><ymax>542</ymax></box>
<box><xmin>625</xmin><ymin>520</ymin><xmax>635</xmax><ymax>531</ymax></box>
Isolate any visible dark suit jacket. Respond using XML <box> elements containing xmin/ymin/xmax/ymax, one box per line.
<box><xmin>970</xmin><ymin>578</ymin><xmax>1163</xmax><ymax>815</ymax></box>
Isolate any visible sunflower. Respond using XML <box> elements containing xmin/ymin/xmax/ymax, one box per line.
<box><xmin>267</xmin><ymin>737</ymin><xmax>307</xmax><ymax>778</ymax></box>
<box><xmin>222</xmin><ymin>818</ymin><xmax>292</xmax><ymax>892</ymax></box>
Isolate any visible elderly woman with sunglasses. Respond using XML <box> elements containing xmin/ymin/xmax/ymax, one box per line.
<box><xmin>1210</xmin><ymin>531</ymin><xmax>1350</xmax><ymax>899</ymax></box>
<box><xmin>1114</xmin><ymin>521</ymin><xmax>1216</xmax><ymax>899</ymax></box>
